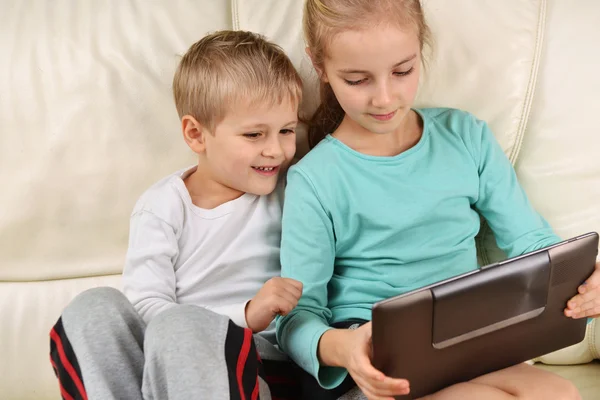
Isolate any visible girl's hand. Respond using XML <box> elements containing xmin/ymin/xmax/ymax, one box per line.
<box><xmin>565</xmin><ymin>261</ymin><xmax>600</xmax><ymax>319</ymax></box>
<box><xmin>341</xmin><ymin>322</ymin><xmax>410</xmax><ymax>400</ymax></box>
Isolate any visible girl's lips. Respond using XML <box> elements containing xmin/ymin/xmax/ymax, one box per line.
<box><xmin>252</xmin><ymin>166</ymin><xmax>279</xmax><ymax>176</ymax></box>
<box><xmin>369</xmin><ymin>110</ymin><xmax>396</xmax><ymax>121</ymax></box>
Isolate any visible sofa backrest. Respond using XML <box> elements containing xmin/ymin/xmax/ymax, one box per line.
<box><xmin>1</xmin><ymin>1</ymin><xmax>599</xmax><ymax>398</ymax></box>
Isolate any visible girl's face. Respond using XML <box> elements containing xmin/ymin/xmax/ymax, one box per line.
<box><xmin>320</xmin><ymin>25</ymin><xmax>421</xmax><ymax>136</ymax></box>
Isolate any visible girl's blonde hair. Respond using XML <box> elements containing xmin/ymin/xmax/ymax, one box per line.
<box><xmin>173</xmin><ymin>30</ymin><xmax>303</xmax><ymax>132</ymax></box>
<box><xmin>304</xmin><ymin>0</ymin><xmax>431</xmax><ymax>148</ymax></box>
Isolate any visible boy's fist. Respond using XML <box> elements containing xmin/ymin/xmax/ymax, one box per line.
<box><xmin>245</xmin><ymin>277</ymin><xmax>303</xmax><ymax>332</ymax></box>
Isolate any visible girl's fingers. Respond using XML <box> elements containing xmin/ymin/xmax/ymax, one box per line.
<box><xmin>566</xmin><ymin>287</ymin><xmax>600</xmax><ymax>317</ymax></box>
<box><xmin>357</xmin><ymin>354</ymin><xmax>385</xmax><ymax>382</ymax></box>
<box><xmin>572</xmin><ymin>305</ymin><xmax>600</xmax><ymax>319</ymax></box>
<box><xmin>368</xmin><ymin>376</ymin><xmax>410</xmax><ymax>395</ymax></box>
<box><xmin>355</xmin><ymin>357</ymin><xmax>410</xmax><ymax>396</ymax></box>
<box><xmin>354</xmin><ymin>377</ymin><xmax>394</xmax><ymax>400</ymax></box>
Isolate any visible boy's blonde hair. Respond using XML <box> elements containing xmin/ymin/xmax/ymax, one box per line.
<box><xmin>304</xmin><ymin>0</ymin><xmax>431</xmax><ymax>147</ymax></box>
<box><xmin>173</xmin><ymin>30</ymin><xmax>303</xmax><ymax>132</ymax></box>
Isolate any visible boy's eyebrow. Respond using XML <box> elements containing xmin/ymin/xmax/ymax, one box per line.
<box><xmin>338</xmin><ymin>54</ymin><xmax>417</xmax><ymax>74</ymax></box>
<box><xmin>241</xmin><ymin>120</ymin><xmax>298</xmax><ymax>130</ymax></box>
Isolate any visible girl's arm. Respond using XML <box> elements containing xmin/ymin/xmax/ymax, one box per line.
<box><xmin>470</xmin><ymin>116</ymin><xmax>561</xmax><ymax>257</ymax></box>
<box><xmin>470</xmin><ymin>115</ymin><xmax>600</xmax><ymax>323</ymax></box>
<box><xmin>275</xmin><ymin>166</ymin><xmax>349</xmax><ymax>389</ymax></box>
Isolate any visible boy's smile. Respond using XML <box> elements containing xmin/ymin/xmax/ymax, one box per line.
<box><xmin>251</xmin><ymin>165</ymin><xmax>281</xmax><ymax>176</ymax></box>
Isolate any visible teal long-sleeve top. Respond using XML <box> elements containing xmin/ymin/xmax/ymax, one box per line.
<box><xmin>276</xmin><ymin>108</ymin><xmax>561</xmax><ymax>389</ymax></box>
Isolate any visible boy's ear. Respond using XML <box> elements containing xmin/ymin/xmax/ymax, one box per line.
<box><xmin>182</xmin><ymin>115</ymin><xmax>208</xmax><ymax>154</ymax></box>
<box><xmin>305</xmin><ymin>47</ymin><xmax>328</xmax><ymax>83</ymax></box>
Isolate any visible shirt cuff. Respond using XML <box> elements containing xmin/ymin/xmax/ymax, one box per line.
<box><xmin>210</xmin><ymin>300</ymin><xmax>251</xmax><ymax>328</ymax></box>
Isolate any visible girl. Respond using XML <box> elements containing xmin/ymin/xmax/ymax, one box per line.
<box><xmin>276</xmin><ymin>1</ymin><xmax>600</xmax><ymax>399</ymax></box>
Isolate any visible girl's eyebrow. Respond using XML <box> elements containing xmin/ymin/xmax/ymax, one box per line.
<box><xmin>338</xmin><ymin>54</ymin><xmax>417</xmax><ymax>74</ymax></box>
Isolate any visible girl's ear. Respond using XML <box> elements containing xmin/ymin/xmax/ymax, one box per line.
<box><xmin>306</xmin><ymin>47</ymin><xmax>329</xmax><ymax>83</ymax></box>
<box><xmin>182</xmin><ymin>116</ymin><xmax>209</xmax><ymax>154</ymax></box>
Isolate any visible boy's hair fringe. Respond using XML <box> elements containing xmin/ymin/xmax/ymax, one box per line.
<box><xmin>173</xmin><ymin>30</ymin><xmax>303</xmax><ymax>132</ymax></box>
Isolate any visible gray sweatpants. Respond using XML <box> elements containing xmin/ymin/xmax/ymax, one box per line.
<box><xmin>56</xmin><ymin>287</ymin><xmax>286</xmax><ymax>400</ymax></box>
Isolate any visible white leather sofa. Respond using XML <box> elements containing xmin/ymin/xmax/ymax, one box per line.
<box><xmin>1</xmin><ymin>1</ymin><xmax>599</xmax><ymax>399</ymax></box>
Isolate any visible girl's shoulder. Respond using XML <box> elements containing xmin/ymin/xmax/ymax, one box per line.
<box><xmin>417</xmin><ymin>107</ymin><xmax>480</xmax><ymax>127</ymax></box>
<box><xmin>292</xmin><ymin>135</ymin><xmax>339</xmax><ymax>169</ymax></box>
<box><xmin>417</xmin><ymin>107</ymin><xmax>490</xmax><ymax>141</ymax></box>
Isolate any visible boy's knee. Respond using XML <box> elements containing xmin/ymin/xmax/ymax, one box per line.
<box><xmin>144</xmin><ymin>305</ymin><xmax>229</xmax><ymax>354</ymax></box>
<box><xmin>62</xmin><ymin>286</ymin><xmax>132</xmax><ymax>328</ymax></box>
<box><xmin>146</xmin><ymin>305</ymin><xmax>227</xmax><ymax>336</ymax></box>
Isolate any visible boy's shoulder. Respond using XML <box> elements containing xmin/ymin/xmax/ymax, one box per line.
<box><xmin>131</xmin><ymin>166</ymin><xmax>192</xmax><ymax>228</ymax></box>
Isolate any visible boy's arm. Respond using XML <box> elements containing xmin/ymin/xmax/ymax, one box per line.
<box><xmin>202</xmin><ymin>302</ymin><xmax>250</xmax><ymax>329</ymax></box>
<box><xmin>470</xmin><ymin>117</ymin><xmax>561</xmax><ymax>257</ymax></box>
<box><xmin>276</xmin><ymin>167</ymin><xmax>349</xmax><ymax>390</ymax></box>
<box><xmin>122</xmin><ymin>210</ymin><xmax>179</xmax><ymax>325</ymax></box>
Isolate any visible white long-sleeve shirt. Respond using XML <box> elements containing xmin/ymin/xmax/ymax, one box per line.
<box><xmin>122</xmin><ymin>166</ymin><xmax>283</xmax><ymax>340</ymax></box>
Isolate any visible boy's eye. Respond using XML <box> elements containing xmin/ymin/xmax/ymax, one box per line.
<box><xmin>243</xmin><ymin>132</ymin><xmax>261</xmax><ymax>138</ymax></box>
<box><xmin>280</xmin><ymin>128</ymin><xmax>296</xmax><ymax>135</ymax></box>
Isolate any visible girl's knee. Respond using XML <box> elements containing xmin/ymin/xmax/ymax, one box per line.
<box><xmin>543</xmin><ymin>377</ymin><xmax>581</xmax><ymax>400</ymax></box>
<box><xmin>516</xmin><ymin>374</ymin><xmax>580</xmax><ymax>400</ymax></box>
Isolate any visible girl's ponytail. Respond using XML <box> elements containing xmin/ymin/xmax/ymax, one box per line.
<box><xmin>308</xmin><ymin>81</ymin><xmax>344</xmax><ymax>148</ymax></box>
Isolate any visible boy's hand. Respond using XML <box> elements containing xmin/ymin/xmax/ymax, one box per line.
<box><xmin>341</xmin><ymin>323</ymin><xmax>410</xmax><ymax>400</ymax></box>
<box><xmin>565</xmin><ymin>261</ymin><xmax>600</xmax><ymax>319</ymax></box>
<box><xmin>245</xmin><ymin>277</ymin><xmax>303</xmax><ymax>332</ymax></box>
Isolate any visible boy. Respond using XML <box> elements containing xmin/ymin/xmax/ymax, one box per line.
<box><xmin>50</xmin><ymin>30</ymin><xmax>304</xmax><ymax>400</ymax></box>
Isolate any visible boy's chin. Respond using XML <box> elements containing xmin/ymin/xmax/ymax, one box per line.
<box><xmin>244</xmin><ymin>178</ymin><xmax>279</xmax><ymax>196</ymax></box>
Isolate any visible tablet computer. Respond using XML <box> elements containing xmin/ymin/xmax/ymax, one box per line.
<box><xmin>372</xmin><ymin>232</ymin><xmax>599</xmax><ymax>399</ymax></box>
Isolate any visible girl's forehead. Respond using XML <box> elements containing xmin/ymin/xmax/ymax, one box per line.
<box><xmin>325</xmin><ymin>26</ymin><xmax>420</xmax><ymax>68</ymax></box>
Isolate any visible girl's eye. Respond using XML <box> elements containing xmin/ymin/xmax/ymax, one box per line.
<box><xmin>280</xmin><ymin>128</ymin><xmax>296</xmax><ymax>135</ymax></box>
<box><xmin>344</xmin><ymin>78</ymin><xmax>366</xmax><ymax>86</ymax></box>
<box><xmin>243</xmin><ymin>132</ymin><xmax>261</xmax><ymax>138</ymax></box>
<box><xmin>394</xmin><ymin>67</ymin><xmax>415</xmax><ymax>77</ymax></box>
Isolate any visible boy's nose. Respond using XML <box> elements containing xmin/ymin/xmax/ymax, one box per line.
<box><xmin>262</xmin><ymin>137</ymin><xmax>284</xmax><ymax>158</ymax></box>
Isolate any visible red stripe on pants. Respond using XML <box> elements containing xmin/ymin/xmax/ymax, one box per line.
<box><xmin>236</xmin><ymin>328</ymin><xmax>253</xmax><ymax>400</ymax></box>
<box><xmin>50</xmin><ymin>328</ymin><xmax>88</xmax><ymax>400</ymax></box>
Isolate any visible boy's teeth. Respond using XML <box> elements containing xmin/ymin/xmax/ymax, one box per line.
<box><xmin>256</xmin><ymin>167</ymin><xmax>274</xmax><ymax>171</ymax></box>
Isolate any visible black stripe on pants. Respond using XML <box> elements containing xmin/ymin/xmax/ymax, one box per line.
<box><xmin>49</xmin><ymin>317</ymin><xmax>88</xmax><ymax>400</ymax></box>
<box><xmin>224</xmin><ymin>320</ymin><xmax>302</xmax><ymax>400</ymax></box>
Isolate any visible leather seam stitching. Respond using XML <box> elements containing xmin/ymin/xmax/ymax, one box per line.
<box><xmin>509</xmin><ymin>0</ymin><xmax>546</xmax><ymax>164</ymax></box>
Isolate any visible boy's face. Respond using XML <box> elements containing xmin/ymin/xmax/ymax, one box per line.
<box><xmin>202</xmin><ymin>99</ymin><xmax>298</xmax><ymax>197</ymax></box>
